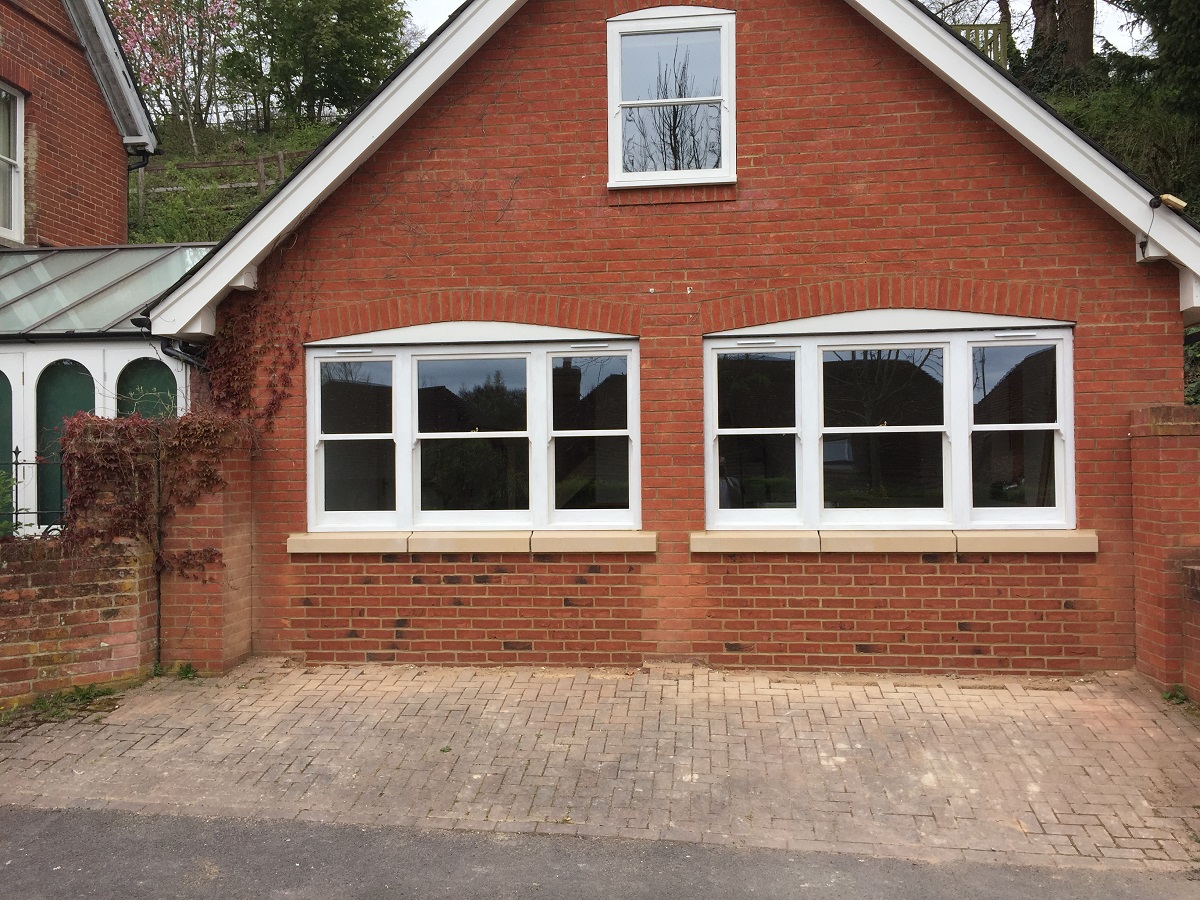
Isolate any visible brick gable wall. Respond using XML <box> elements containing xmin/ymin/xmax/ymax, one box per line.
<box><xmin>196</xmin><ymin>0</ymin><xmax>1183</xmax><ymax>672</ymax></box>
<box><xmin>0</xmin><ymin>0</ymin><xmax>128</xmax><ymax>246</ymax></box>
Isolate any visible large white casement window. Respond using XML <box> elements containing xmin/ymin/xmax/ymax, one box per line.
<box><xmin>309</xmin><ymin>335</ymin><xmax>640</xmax><ymax>531</ymax></box>
<box><xmin>0</xmin><ymin>83</ymin><xmax>23</xmax><ymax>243</ymax></box>
<box><xmin>607</xmin><ymin>7</ymin><xmax>735</xmax><ymax>189</ymax></box>
<box><xmin>705</xmin><ymin>315</ymin><xmax>1074</xmax><ymax>530</ymax></box>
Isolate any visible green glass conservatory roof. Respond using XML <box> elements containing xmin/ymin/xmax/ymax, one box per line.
<box><xmin>0</xmin><ymin>244</ymin><xmax>212</xmax><ymax>338</ymax></box>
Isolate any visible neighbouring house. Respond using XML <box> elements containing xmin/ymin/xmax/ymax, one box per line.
<box><xmin>145</xmin><ymin>0</ymin><xmax>1200</xmax><ymax>681</ymax></box>
<box><xmin>0</xmin><ymin>0</ymin><xmax>195</xmax><ymax>530</ymax></box>
<box><xmin>0</xmin><ymin>0</ymin><xmax>156</xmax><ymax>247</ymax></box>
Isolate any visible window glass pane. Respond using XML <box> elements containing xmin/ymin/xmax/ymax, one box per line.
<box><xmin>823</xmin><ymin>348</ymin><xmax>944</xmax><ymax>427</ymax></box>
<box><xmin>717</xmin><ymin>434</ymin><xmax>796</xmax><ymax>509</ymax></box>
<box><xmin>420</xmin><ymin>438</ymin><xmax>529</xmax><ymax>510</ymax></box>
<box><xmin>972</xmin><ymin>345</ymin><xmax>1057</xmax><ymax>424</ymax></box>
<box><xmin>0</xmin><ymin>160</ymin><xmax>12</xmax><ymax>231</ymax></box>
<box><xmin>823</xmin><ymin>433</ymin><xmax>943</xmax><ymax>509</ymax></box>
<box><xmin>117</xmin><ymin>358</ymin><xmax>177</xmax><ymax>418</ymax></box>
<box><xmin>0</xmin><ymin>91</ymin><xmax>13</xmax><ymax>158</ymax></box>
<box><xmin>717</xmin><ymin>353</ymin><xmax>795</xmax><ymax>429</ymax></box>
<box><xmin>972</xmin><ymin>430</ymin><xmax>1056</xmax><ymax>508</ymax></box>
<box><xmin>320</xmin><ymin>360</ymin><xmax>392</xmax><ymax>434</ymax></box>
<box><xmin>622</xmin><ymin>103</ymin><xmax>722</xmax><ymax>173</ymax></box>
<box><xmin>621</xmin><ymin>30</ymin><xmax>720</xmax><ymax>101</ymax></box>
<box><xmin>417</xmin><ymin>358</ymin><xmax>526</xmax><ymax>433</ymax></box>
<box><xmin>552</xmin><ymin>356</ymin><xmax>627</xmax><ymax>431</ymax></box>
<box><xmin>324</xmin><ymin>440</ymin><xmax>396</xmax><ymax>511</ymax></box>
<box><xmin>555</xmin><ymin>436</ymin><xmax>629</xmax><ymax>509</ymax></box>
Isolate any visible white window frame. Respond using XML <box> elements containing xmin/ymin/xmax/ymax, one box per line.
<box><xmin>704</xmin><ymin>321</ymin><xmax>1074</xmax><ymax>530</ymax></box>
<box><xmin>0</xmin><ymin>83</ymin><xmax>24</xmax><ymax>244</ymax></box>
<box><xmin>307</xmin><ymin>337</ymin><xmax>641</xmax><ymax>532</ymax></box>
<box><xmin>607</xmin><ymin>7</ymin><xmax>736</xmax><ymax>189</ymax></box>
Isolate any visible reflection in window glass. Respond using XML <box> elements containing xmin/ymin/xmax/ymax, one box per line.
<box><xmin>718</xmin><ymin>434</ymin><xmax>796</xmax><ymax>508</ymax></box>
<box><xmin>972</xmin><ymin>345</ymin><xmax>1056</xmax><ymax>424</ymax></box>
<box><xmin>418</xmin><ymin>358</ymin><xmax>526</xmax><ymax>433</ymax></box>
<box><xmin>620</xmin><ymin>29</ymin><xmax>722</xmax><ymax>173</ymax></box>
<box><xmin>972</xmin><ymin>430</ymin><xmax>1056</xmax><ymax>507</ymax></box>
<box><xmin>421</xmin><ymin>438</ymin><xmax>529</xmax><ymax>510</ymax></box>
<box><xmin>823</xmin><ymin>433</ymin><xmax>943</xmax><ymax>509</ymax></box>
<box><xmin>555</xmin><ymin>436</ymin><xmax>629</xmax><ymax>509</ymax></box>
<box><xmin>823</xmin><ymin>348</ymin><xmax>943</xmax><ymax>427</ymax></box>
<box><xmin>321</xmin><ymin>360</ymin><xmax>392</xmax><ymax>434</ymax></box>
<box><xmin>717</xmin><ymin>353</ymin><xmax>794</xmax><ymax>429</ymax></box>
<box><xmin>117</xmin><ymin>358</ymin><xmax>177</xmax><ymax>419</ymax></box>
<box><xmin>324</xmin><ymin>440</ymin><xmax>395</xmax><ymax>511</ymax></box>
<box><xmin>552</xmin><ymin>356</ymin><xmax>627</xmax><ymax>431</ymax></box>
<box><xmin>0</xmin><ymin>87</ymin><xmax>15</xmax><ymax>231</ymax></box>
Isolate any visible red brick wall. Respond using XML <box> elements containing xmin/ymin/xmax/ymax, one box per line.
<box><xmin>193</xmin><ymin>0</ymin><xmax>1184</xmax><ymax>672</ymax></box>
<box><xmin>1130</xmin><ymin>407</ymin><xmax>1200</xmax><ymax>690</ymax></box>
<box><xmin>160</xmin><ymin>441</ymin><xmax>253</xmax><ymax>674</ymax></box>
<box><xmin>0</xmin><ymin>539</ymin><xmax>156</xmax><ymax>708</ymax></box>
<box><xmin>0</xmin><ymin>0</ymin><xmax>129</xmax><ymax>246</ymax></box>
<box><xmin>1184</xmin><ymin>567</ymin><xmax>1200</xmax><ymax>698</ymax></box>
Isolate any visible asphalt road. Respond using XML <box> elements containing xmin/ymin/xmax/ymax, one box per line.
<box><xmin>0</xmin><ymin>806</ymin><xmax>1196</xmax><ymax>899</ymax></box>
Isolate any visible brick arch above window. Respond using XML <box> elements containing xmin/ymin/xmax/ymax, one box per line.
<box><xmin>698</xmin><ymin>275</ymin><xmax>1084</xmax><ymax>334</ymax></box>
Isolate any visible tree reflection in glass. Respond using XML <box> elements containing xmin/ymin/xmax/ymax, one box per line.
<box><xmin>552</xmin><ymin>356</ymin><xmax>629</xmax><ymax>509</ymax></box>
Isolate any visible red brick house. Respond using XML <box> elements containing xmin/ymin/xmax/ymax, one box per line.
<box><xmin>0</xmin><ymin>0</ymin><xmax>156</xmax><ymax>247</ymax></box>
<box><xmin>147</xmin><ymin>0</ymin><xmax>1200</xmax><ymax>679</ymax></box>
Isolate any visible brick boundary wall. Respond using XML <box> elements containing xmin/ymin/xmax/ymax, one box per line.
<box><xmin>0</xmin><ymin>539</ymin><xmax>156</xmax><ymax>709</ymax></box>
<box><xmin>159</xmin><ymin>440</ymin><xmax>254</xmax><ymax>675</ymax></box>
<box><xmin>1130</xmin><ymin>406</ymin><xmax>1200</xmax><ymax>690</ymax></box>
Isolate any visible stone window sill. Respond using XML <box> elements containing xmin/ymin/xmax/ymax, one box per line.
<box><xmin>689</xmin><ymin>530</ymin><xmax>1099</xmax><ymax>554</ymax></box>
<box><xmin>287</xmin><ymin>531</ymin><xmax>658</xmax><ymax>555</ymax></box>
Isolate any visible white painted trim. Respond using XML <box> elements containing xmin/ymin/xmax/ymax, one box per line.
<box><xmin>62</xmin><ymin>0</ymin><xmax>157</xmax><ymax>152</ymax></box>
<box><xmin>150</xmin><ymin>0</ymin><xmax>532</xmax><ymax>337</ymax></box>
<box><xmin>310</xmin><ymin>321</ymin><xmax>634</xmax><ymax>346</ymax></box>
<box><xmin>704</xmin><ymin>323</ymin><xmax>1074</xmax><ymax>530</ymax></box>
<box><xmin>841</xmin><ymin>0</ymin><xmax>1200</xmax><ymax>276</ymax></box>
<box><xmin>0</xmin><ymin>84</ymin><xmax>24</xmax><ymax>244</ymax></box>
<box><xmin>711</xmin><ymin>309</ymin><xmax>1073</xmax><ymax>337</ymax></box>
<box><xmin>307</xmin><ymin>337</ymin><xmax>641</xmax><ymax>531</ymax></box>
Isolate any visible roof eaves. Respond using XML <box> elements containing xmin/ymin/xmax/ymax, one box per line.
<box><xmin>62</xmin><ymin>0</ymin><xmax>158</xmax><ymax>153</ymax></box>
<box><xmin>149</xmin><ymin>0</ymin><xmax>523</xmax><ymax>338</ymax></box>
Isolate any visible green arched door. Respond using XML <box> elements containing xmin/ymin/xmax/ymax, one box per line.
<box><xmin>36</xmin><ymin>360</ymin><xmax>94</xmax><ymax>525</ymax></box>
<box><xmin>117</xmin><ymin>358</ymin><xmax>177</xmax><ymax>418</ymax></box>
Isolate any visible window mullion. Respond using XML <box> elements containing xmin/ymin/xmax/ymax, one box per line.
<box><xmin>948</xmin><ymin>337</ymin><xmax>972</xmax><ymax>527</ymax></box>
<box><xmin>529</xmin><ymin>349</ymin><xmax>549</xmax><ymax>529</ymax></box>
<box><xmin>394</xmin><ymin>351</ymin><xmax>413</xmax><ymax>529</ymax></box>
<box><xmin>800</xmin><ymin>340</ymin><xmax>822</xmax><ymax>527</ymax></box>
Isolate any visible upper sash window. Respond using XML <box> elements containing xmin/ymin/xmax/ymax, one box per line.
<box><xmin>607</xmin><ymin>7</ymin><xmax>736</xmax><ymax>189</ymax></box>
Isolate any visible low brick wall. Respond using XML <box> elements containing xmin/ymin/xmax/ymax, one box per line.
<box><xmin>0</xmin><ymin>540</ymin><xmax>157</xmax><ymax>708</ymax></box>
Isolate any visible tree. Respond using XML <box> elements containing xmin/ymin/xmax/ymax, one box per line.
<box><xmin>223</xmin><ymin>0</ymin><xmax>420</xmax><ymax>128</ymax></box>
<box><xmin>109</xmin><ymin>0</ymin><xmax>239</xmax><ymax>153</ymax></box>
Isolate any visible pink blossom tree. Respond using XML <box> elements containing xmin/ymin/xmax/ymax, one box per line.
<box><xmin>109</xmin><ymin>0</ymin><xmax>239</xmax><ymax>153</ymax></box>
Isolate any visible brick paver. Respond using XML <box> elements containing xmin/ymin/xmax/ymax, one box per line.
<box><xmin>1</xmin><ymin>661</ymin><xmax>1198</xmax><ymax>870</ymax></box>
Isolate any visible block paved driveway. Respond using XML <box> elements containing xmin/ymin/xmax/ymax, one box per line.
<box><xmin>1</xmin><ymin>660</ymin><xmax>1198</xmax><ymax>872</ymax></box>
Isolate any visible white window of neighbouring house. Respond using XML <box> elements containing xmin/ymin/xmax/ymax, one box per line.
<box><xmin>704</xmin><ymin>314</ymin><xmax>1074</xmax><ymax>530</ymax></box>
<box><xmin>0</xmin><ymin>84</ymin><xmax>24</xmax><ymax>243</ymax></box>
<box><xmin>607</xmin><ymin>7</ymin><xmax>735</xmax><ymax>189</ymax></box>
<box><xmin>308</xmin><ymin>332</ymin><xmax>640</xmax><ymax>531</ymax></box>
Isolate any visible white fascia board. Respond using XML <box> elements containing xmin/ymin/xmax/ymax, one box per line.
<box><xmin>64</xmin><ymin>0</ymin><xmax>157</xmax><ymax>152</ymax></box>
<box><xmin>840</xmin><ymin>0</ymin><xmax>1200</xmax><ymax>275</ymax></box>
<box><xmin>151</xmin><ymin>0</ymin><xmax>530</xmax><ymax>339</ymax></box>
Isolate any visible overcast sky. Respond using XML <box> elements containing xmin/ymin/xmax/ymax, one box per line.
<box><xmin>405</xmin><ymin>0</ymin><xmax>1145</xmax><ymax>54</ymax></box>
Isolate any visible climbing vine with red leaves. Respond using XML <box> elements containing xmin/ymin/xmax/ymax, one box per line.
<box><xmin>60</xmin><ymin>411</ymin><xmax>253</xmax><ymax>577</ymax></box>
